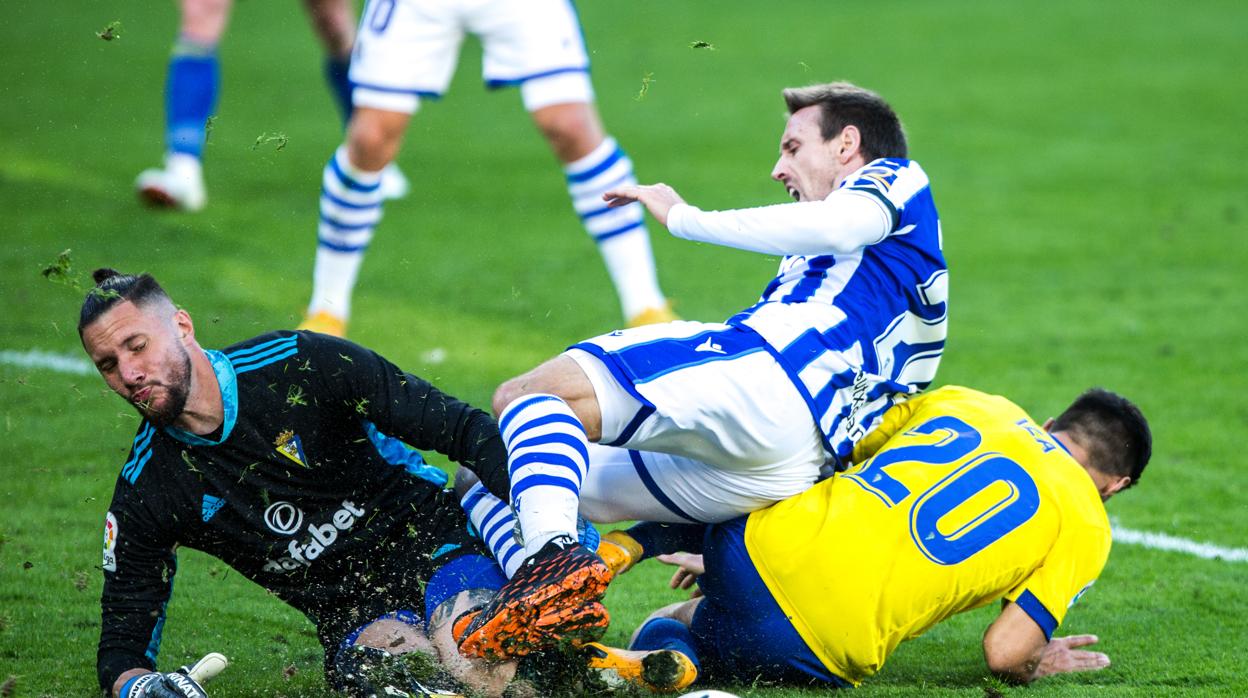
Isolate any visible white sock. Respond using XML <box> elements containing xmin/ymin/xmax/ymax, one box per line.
<box><xmin>309</xmin><ymin>247</ymin><xmax>364</xmax><ymax>318</ymax></box>
<box><xmin>308</xmin><ymin>146</ymin><xmax>385</xmax><ymax>319</ymax></box>
<box><xmin>499</xmin><ymin>394</ymin><xmax>588</xmax><ymax>558</ymax></box>
<box><xmin>164</xmin><ymin>151</ymin><xmax>203</xmax><ymax>181</ymax></box>
<box><xmin>597</xmin><ymin>231</ymin><xmax>664</xmax><ymax>318</ymax></box>
<box><xmin>564</xmin><ymin>137</ymin><xmax>666</xmax><ymax>319</ymax></box>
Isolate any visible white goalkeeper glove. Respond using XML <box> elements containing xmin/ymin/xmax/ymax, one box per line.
<box><xmin>121</xmin><ymin>653</ymin><xmax>227</xmax><ymax>698</ymax></box>
<box><xmin>121</xmin><ymin>671</ymin><xmax>208</xmax><ymax>698</ymax></box>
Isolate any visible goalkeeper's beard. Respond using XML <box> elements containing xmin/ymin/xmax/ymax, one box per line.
<box><xmin>131</xmin><ymin>344</ymin><xmax>192</xmax><ymax>427</ymax></box>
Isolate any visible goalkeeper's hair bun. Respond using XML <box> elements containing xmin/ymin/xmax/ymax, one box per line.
<box><xmin>78</xmin><ymin>268</ymin><xmax>173</xmax><ymax>334</ymax></box>
<box><xmin>92</xmin><ymin>267</ymin><xmax>122</xmax><ymax>284</ymax></box>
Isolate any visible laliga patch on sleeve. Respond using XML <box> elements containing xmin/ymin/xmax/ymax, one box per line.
<box><xmin>103</xmin><ymin>511</ymin><xmax>118</xmax><ymax>572</ymax></box>
<box><xmin>1068</xmin><ymin>579</ymin><xmax>1095</xmax><ymax>608</ymax></box>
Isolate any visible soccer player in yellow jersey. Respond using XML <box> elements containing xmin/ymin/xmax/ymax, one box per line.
<box><xmin>592</xmin><ymin>385</ymin><xmax>1151</xmax><ymax>689</ymax></box>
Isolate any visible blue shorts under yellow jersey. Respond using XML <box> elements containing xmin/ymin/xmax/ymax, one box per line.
<box><xmin>744</xmin><ymin>386</ymin><xmax>1112</xmax><ymax>685</ymax></box>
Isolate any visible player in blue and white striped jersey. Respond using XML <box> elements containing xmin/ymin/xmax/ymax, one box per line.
<box><xmin>455</xmin><ymin>82</ymin><xmax>950</xmax><ymax>661</ymax></box>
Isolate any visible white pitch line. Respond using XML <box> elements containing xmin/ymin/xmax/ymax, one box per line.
<box><xmin>0</xmin><ymin>349</ymin><xmax>94</xmax><ymax>375</ymax></box>
<box><xmin>1112</xmin><ymin>522</ymin><xmax>1248</xmax><ymax>563</ymax></box>
<box><xmin>3</xmin><ymin>347</ymin><xmax>1247</xmax><ymax>565</ymax></box>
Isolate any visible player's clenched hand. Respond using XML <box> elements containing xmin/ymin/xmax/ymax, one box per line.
<box><xmin>1033</xmin><ymin>634</ymin><xmax>1110</xmax><ymax>679</ymax></box>
<box><xmin>122</xmin><ymin>671</ymin><xmax>209</xmax><ymax>698</ymax></box>
<box><xmin>657</xmin><ymin>552</ymin><xmax>705</xmax><ymax>595</ymax></box>
<box><xmin>603</xmin><ymin>183</ymin><xmax>686</xmax><ymax>227</ymax></box>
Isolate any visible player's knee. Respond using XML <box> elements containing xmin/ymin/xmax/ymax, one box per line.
<box><xmin>451</xmin><ymin>467</ymin><xmax>479</xmax><ymax>500</ymax></box>
<box><xmin>491</xmin><ymin>379</ymin><xmax>526</xmax><ymax>417</ymax></box>
<box><xmin>179</xmin><ymin>0</ymin><xmax>231</xmax><ymax>42</ymax></box>
<box><xmin>346</xmin><ymin>110</ymin><xmax>406</xmax><ymax>169</ymax></box>
<box><xmin>533</xmin><ymin>104</ymin><xmax>603</xmax><ymax>163</ymax></box>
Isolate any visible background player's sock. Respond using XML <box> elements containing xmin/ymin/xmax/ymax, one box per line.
<box><xmin>630</xmin><ymin>618</ymin><xmax>702</xmax><ymax>675</ymax></box>
<box><xmin>499</xmin><ymin>394</ymin><xmax>588</xmax><ymax>558</ymax></box>
<box><xmin>308</xmin><ymin>146</ymin><xmax>384</xmax><ymax>319</ymax></box>
<box><xmin>564</xmin><ymin>137</ymin><xmax>667</xmax><ymax>321</ymax></box>
<box><xmin>324</xmin><ymin>56</ymin><xmax>354</xmax><ymax>126</ymax></box>
<box><xmin>165</xmin><ymin>36</ymin><xmax>220</xmax><ymax>159</ymax></box>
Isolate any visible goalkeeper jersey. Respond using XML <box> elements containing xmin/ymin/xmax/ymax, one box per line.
<box><xmin>744</xmin><ymin>386</ymin><xmax>1111</xmax><ymax>685</ymax></box>
<box><xmin>96</xmin><ymin>331</ymin><xmax>510</xmax><ymax>690</ymax></box>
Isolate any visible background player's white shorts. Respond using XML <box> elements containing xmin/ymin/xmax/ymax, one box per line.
<box><xmin>566</xmin><ymin>321</ymin><xmax>827</xmax><ymax>521</ymax></box>
<box><xmin>351</xmin><ymin>0</ymin><xmax>594</xmax><ymax>114</ymax></box>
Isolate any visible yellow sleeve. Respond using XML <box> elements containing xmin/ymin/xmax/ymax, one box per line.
<box><xmin>1004</xmin><ymin>518</ymin><xmax>1110</xmax><ymax>639</ymax></box>
<box><xmin>848</xmin><ymin>393</ymin><xmax>923</xmax><ymax>465</ymax></box>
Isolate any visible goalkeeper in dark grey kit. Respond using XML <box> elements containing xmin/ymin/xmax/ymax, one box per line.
<box><xmin>80</xmin><ymin>268</ymin><xmax>528</xmax><ymax>697</ymax></box>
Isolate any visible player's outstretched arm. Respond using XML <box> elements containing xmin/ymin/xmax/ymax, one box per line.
<box><xmin>983</xmin><ymin>602</ymin><xmax>1110</xmax><ymax>684</ymax></box>
<box><xmin>613</xmin><ymin>185</ymin><xmax>892</xmax><ymax>256</ymax></box>
<box><xmin>603</xmin><ymin>183</ymin><xmax>685</xmax><ymax>227</ymax></box>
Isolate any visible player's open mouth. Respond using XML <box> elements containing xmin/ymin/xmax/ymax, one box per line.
<box><xmin>132</xmin><ymin>386</ymin><xmax>153</xmax><ymax>403</ymax></box>
<box><xmin>787</xmin><ymin>186</ymin><xmax>800</xmax><ymax>201</ymax></box>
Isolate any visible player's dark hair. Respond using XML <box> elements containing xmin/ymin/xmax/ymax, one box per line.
<box><xmin>782</xmin><ymin>82</ymin><xmax>908</xmax><ymax>161</ymax></box>
<box><xmin>78</xmin><ymin>268</ymin><xmax>173</xmax><ymax>334</ymax></box>
<box><xmin>1053</xmin><ymin>388</ymin><xmax>1152</xmax><ymax>487</ymax></box>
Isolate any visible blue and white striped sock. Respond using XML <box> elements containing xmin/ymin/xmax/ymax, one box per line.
<box><xmin>500</xmin><ymin>394</ymin><xmax>589</xmax><ymax>558</ymax></box>
<box><xmin>308</xmin><ymin>146</ymin><xmax>385</xmax><ymax>318</ymax></box>
<box><xmin>165</xmin><ymin>36</ymin><xmax>219</xmax><ymax>159</ymax></box>
<box><xmin>460</xmin><ymin>481</ymin><xmax>526</xmax><ymax>578</ymax></box>
<box><xmin>565</xmin><ymin>137</ymin><xmax>665</xmax><ymax>319</ymax></box>
<box><xmin>460</xmin><ymin>481</ymin><xmax>603</xmax><ymax>578</ymax></box>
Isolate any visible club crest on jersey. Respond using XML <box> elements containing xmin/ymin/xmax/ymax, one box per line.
<box><xmin>274</xmin><ymin>429</ymin><xmax>308</xmax><ymax>467</ymax></box>
<box><xmin>102</xmin><ymin>511</ymin><xmax>118</xmax><ymax>572</ymax></box>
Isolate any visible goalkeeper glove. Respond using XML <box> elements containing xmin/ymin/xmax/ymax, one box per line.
<box><xmin>120</xmin><ymin>671</ymin><xmax>208</xmax><ymax>698</ymax></box>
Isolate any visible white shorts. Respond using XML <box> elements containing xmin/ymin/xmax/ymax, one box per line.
<box><xmin>566</xmin><ymin>321</ymin><xmax>827</xmax><ymax>521</ymax></box>
<box><xmin>578</xmin><ymin>443</ymin><xmax>824</xmax><ymax>524</ymax></box>
<box><xmin>350</xmin><ymin>0</ymin><xmax>594</xmax><ymax>114</ymax></box>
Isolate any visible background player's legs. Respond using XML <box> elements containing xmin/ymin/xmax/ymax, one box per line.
<box><xmin>301</xmin><ymin>0</ymin><xmax>356</xmax><ymax>123</ymax></box>
<box><xmin>303</xmin><ymin>106</ymin><xmax>411</xmax><ymax>335</ymax></box>
<box><xmin>303</xmin><ymin>0</ymin><xmax>409</xmax><ymax>200</ymax></box>
<box><xmin>304</xmin><ymin>0</ymin><xmax>461</xmax><ymax>335</ymax></box>
<box><xmin>136</xmin><ymin>0</ymin><xmax>232</xmax><ymax>211</ymax></box>
<box><xmin>528</xmin><ymin>98</ymin><xmax>672</xmax><ymax>326</ymax></box>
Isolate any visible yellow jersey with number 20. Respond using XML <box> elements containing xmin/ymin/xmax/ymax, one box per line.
<box><xmin>744</xmin><ymin>386</ymin><xmax>1111</xmax><ymax>685</ymax></box>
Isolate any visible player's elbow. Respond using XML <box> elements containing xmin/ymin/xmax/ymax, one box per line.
<box><xmin>983</xmin><ymin>637</ymin><xmax>1038</xmax><ymax>685</ymax></box>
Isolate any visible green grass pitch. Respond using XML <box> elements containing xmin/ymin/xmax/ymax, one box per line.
<box><xmin>2</xmin><ymin>0</ymin><xmax>1246</xmax><ymax>695</ymax></box>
